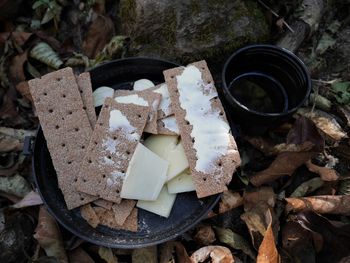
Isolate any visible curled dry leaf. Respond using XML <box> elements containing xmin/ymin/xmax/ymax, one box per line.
<box><xmin>219</xmin><ymin>190</ymin><xmax>243</xmax><ymax>214</ymax></box>
<box><xmin>9</xmin><ymin>51</ymin><xmax>28</xmax><ymax>84</ymax></box>
<box><xmin>82</xmin><ymin>15</ymin><xmax>115</xmax><ymax>58</ymax></box>
<box><xmin>298</xmin><ymin>108</ymin><xmax>348</xmax><ymax>141</ymax></box>
<box><xmin>0</xmin><ymin>174</ymin><xmax>31</xmax><ymax>197</ymax></box>
<box><xmin>191</xmin><ymin>246</ymin><xmax>234</xmax><ymax>263</ymax></box>
<box><xmin>285</xmin><ymin>195</ymin><xmax>350</xmax><ymax>215</ymax></box>
<box><xmin>29</xmin><ymin>42</ymin><xmax>63</xmax><ymax>69</ymax></box>
<box><xmin>290</xmin><ymin>177</ymin><xmax>324</xmax><ymax>197</ymax></box>
<box><xmin>194</xmin><ymin>225</ymin><xmax>216</xmax><ymax>246</ymax></box>
<box><xmin>214</xmin><ymin>227</ymin><xmax>256</xmax><ymax>260</ymax></box>
<box><xmin>16</xmin><ymin>81</ymin><xmax>34</xmax><ymax>104</ymax></box>
<box><xmin>34</xmin><ymin>206</ymin><xmax>68</xmax><ymax>263</ymax></box>
<box><xmin>68</xmin><ymin>248</ymin><xmax>95</xmax><ymax>263</ymax></box>
<box><xmin>98</xmin><ymin>247</ymin><xmax>117</xmax><ymax>263</ymax></box>
<box><xmin>0</xmin><ymin>127</ymin><xmax>35</xmax><ymax>153</ymax></box>
<box><xmin>256</xmin><ymin>211</ymin><xmax>280</xmax><ymax>263</ymax></box>
<box><xmin>11</xmin><ymin>190</ymin><xmax>43</xmax><ymax>208</ymax></box>
<box><xmin>337</xmin><ymin>105</ymin><xmax>350</xmax><ymax>127</ymax></box>
<box><xmin>132</xmin><ymin>246</ymin><xmax>157</xmax><ymax>263</ymax></box>
<box><xmin>305</xmin><ymin>160</ymin><xmax>339</xmax><ymax>181</ymax></box>
<box><xmin>0</xmin><ymin>152</ymin><xmax>25</xmax><ymax>176</ymax></box>
<box><xmin>250</xmin><ymin>117</ymin><xmax>324</xmax><ymax>186</ymax></box>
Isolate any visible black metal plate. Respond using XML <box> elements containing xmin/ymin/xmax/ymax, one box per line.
<box><xmin>33</xmin><ymin>57</ymin><xmax>220</xmax><ymax>248</ymax></box>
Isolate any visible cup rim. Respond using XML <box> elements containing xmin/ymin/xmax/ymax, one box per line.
<box><xmin>222</xmin><ymin>44</ymin><xmax>311</xmax><ymax>117</ymax></box>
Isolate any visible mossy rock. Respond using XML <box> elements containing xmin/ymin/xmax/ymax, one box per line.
<box><xmin>119</xmin><ymin>0</ymin><xmax>270</xmax><ymax>63</ymax></box>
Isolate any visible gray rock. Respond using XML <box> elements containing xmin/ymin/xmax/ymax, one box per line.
<box><xmin>119</xmin><ymin>0</ymin><xmax>269</xmax><ymax>62</ymax></box>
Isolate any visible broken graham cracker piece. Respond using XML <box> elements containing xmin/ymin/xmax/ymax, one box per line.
<box><xmin>80</xmin><ymin>204</ymin><xmax>100</xmax><ymax>228</ymax></box>
<box><xmin>114</xmin><ymin>89</ymin><xmax>161</xmax><ymax>134</ymax></box>
<box><xmin>157</xmin><ymin>115</ymin><xmax>179</xmax><ymax>136</ymax></box>
<box><xmin>93</xmin><ymin>199</ymin><xmax>113</xmax><ymax>210</ymax></box>
<box><xmin>94</xmin><ymin>207</ymin><xmax>138</xmax><ymax>232</ymax></box>
<box><xmin>28</xmin><ymin>67</ymin><xmax>97</xmax><ymax>209</ymax></box>
<box><xmin>152</xmin><ymin>83</ymin><xmax>173</xmax><ymax>119</ymax></box>
<box><xmin>76</xmin><ymin>72</ymin><xmax>96</xmax><ymax>127</ymax></box>
<box><xmin>111</xmin><ymin>199</ymin><xmax>136</xmax><ymax>225</ymax></box>
<box><xmin>75</xmin><ymin>97</ymin><xmax>150</xmax><ymax>203</ymax></box>
<box><xmin>163</xmin><ymin>60</ymin><xmax>241</xmax><ymax>198</ymax></box>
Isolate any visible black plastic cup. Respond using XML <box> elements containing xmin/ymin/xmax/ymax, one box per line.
<box><xmin>222</xmin><ymin>44</ymin><xmax>311</xmax><ymax>134</ymax></box>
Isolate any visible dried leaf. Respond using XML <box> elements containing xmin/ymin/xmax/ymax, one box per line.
<box><xmin>337</xmin><ymin>105</ymin><xmax>350</xmax><ymax>127</ymax></box>
<box><xmin>0</xmin><ymin>127</ymin><xmax>36</xmax><ymax>153</ymax></box>
<box><xmin>309</xmin><ymin>93</ymin><xmax>332</xmax><ymax>111</ymax></box>
<box><xmin>132</xmin><ymin>246</ymin><xmax>157</xmax><ymax>263</ymax></box>
<box><xmin>331</xmin><ymin>82</ymin><xmax>350</xmax><ymax>105</ymax></box>
<box><xmin>305</xmin><ymin>160</ymin><xmax>339</xmax><ymax>181</ymax></box>
<box><xmin>34</xmin><ymin>207</ymin><xmax>68</xmax><ymax>263</ymax></box>
<box><xmin>219</xmin><ymin>190</ymin><xmax>243</xmax><ymax>214</ymax></box>
<box><xmin>191</xmin><ymin>246</ymin><xmax>234</xmax><ymax>263</ymax></box>
<box><xmin>250</xmin><ymin>117</ymin><xmax>324</xmax><ymax>186</ymax></box>
<box><xmin>194</xmin><ymin>225</ymin><xmax>216</xmax><ymax>246</ymax></box>
<box><xmin>11</xmin><ymin>190</ymin><xmax>43</xmax><ymax>208</ymax></box>
<box><xmin>98</xmin><ymin>247</ymin><xmax>117</xmax><ymax>263</ymax></box>
<box><xmin>285</xmin><ymin>195</ymin><xmax>350</xmax><ymax>215</ymax></box>
<box><xmin>82</xmin><ymin>15</ymin><xmax>115</xmax><ymax>58</ymax></box>
<box><xmin>297</xmin><ymin>108</ymin><xmax>348</xmax><ymax>141</ymax></box>
<box><xmin>159</xmin><ymin>241</ymin><xmax>191</xmax><ymax>263</ymax></box>
<box><xmin>215</xmin><ymin>227</ymin><xmax>256</xmax><ymax>260</ymax></box>
<box><xmin>93</xmin><ymin>36</ymin><xmax>129</xmax><ymax>65</ymax></box>
<box><xmin>0</xmin><ymin>88</ymin><xmax>19</xmax><ymax>121</ymax></box>
<box><xmin>0</xmin><ymin>174</ymin><xmax>31</xmax><ymax>197</ymax></box>
<box><xmin>69</xmin><ymin>248</ymin><xmax>95</xmax><ymax>263</ymax></box>
<box><xmin>29</xmin><ymin>42</ymin><xmax>63</xmax><ymax>69</ymax></box>
<box><xmin>16</xmin><ymin>81</ymin><xmax>33</xmax><ymax>104</ymax></box>
<box><xmin>296</xmin><ymin>211</ymin><xmax>350</xmax><ymax>263</ymax></box>
<box><xmin>9</xmin><ymin>51</ymin><xmax>27</xmax><ymax>84</ymax></box>
<box><xmin>290</xmin><ymin>177</ymin><xmax>324</xmax><ymax>197</ymax></box>
<box><xmin>315</xmin><ymin>32</ymin><xmax>336</xmax><ymax>55</ymax></box>
<box><xmin>0</xmin><ymin>152</ymin><xmax>25</xmax><ymax>176</ymax></box>
<box><xmin>257</xmin><ymin>211</ymin><xmax>280</xmax><ymax>263</ymax></box>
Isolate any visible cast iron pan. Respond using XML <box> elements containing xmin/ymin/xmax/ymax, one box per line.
<box><xmin>32</xmin><ymin>58</ymin><xmax>221</xmax><ymax>248</ymax></box>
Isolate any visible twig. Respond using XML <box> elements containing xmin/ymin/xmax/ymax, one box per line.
<box><xmin>257</xmin><ymin>0</ymin><xmax>294</xmax><ymax>33</ymax></box>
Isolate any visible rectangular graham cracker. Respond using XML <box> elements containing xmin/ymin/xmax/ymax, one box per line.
<box><xmin>163</xmin><ymin>61</ymin><xmax>241</xmax><ymax>198</ymax></box>
<box><xmin>114</xmin><ymin>89</ymin><xmax>161</xmax><ymax>134</ymax></box>
<box><xmin>76</xmin><ymin>72</ymin><xmax>97</xmax><ymax>127</ymax></box>
<box><xmin>94</xmin><ymin>207</ymin><xmax>138</xmax><ymax>232</ymax></box>
<box><xmin>93</xmin><ymin>199</ymin><xmax>114</xmax><ymax>210</ymax></box>
<box><xmin>151</xmin><ymin>83</ymin><xmax>173</xmax><ymax>119</ymax></box>
<box><xmin>75</xmin><ymin>97</ymin><xmax>150</xmax><ymax>203</ymax></box>
<box><xmin>28</xmin><ymin>67</ymin><xmax>97</xmax><ymax>209</ymax></box>
<box><xmin>111</xmin><ymin>199</ymin><xmax>136</xmax><ymax>225</ymax></box>
<box><xmin>80</xmin><ymin>204</ymin><xmax>100</xmax><ymax>228</ymax></box>
<box><xmin>157</xmin><ymin>115</ymin><xmax>179</xmax><ymax>136</ymax></box>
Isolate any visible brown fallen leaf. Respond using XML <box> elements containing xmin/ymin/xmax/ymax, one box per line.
<box><xmin>191</xmin><ymin>246</ymin><xmax>234</xmax><ymax>263</ymax></box>
<box><xmin>337</xmin><ymin>105</ymin><xmax>350</xmax><ymax>127</ymax></box>
<box><xmin>298</xmin><ymin>108</ymin><xmax>348</xmax><ymax>141</ymax></box>
<box><xmin>241</xmin><ymin>187</ymin><xmax>277</xmax><ymax>249</ymax></box>
<box><xmin>305</xmin><ymin>160</ymin><xmax>339</xmax><ymax>181</ymax></box>
<box><xmin>194</xmin><ymin>225</ymin><xmax>216</xmax><ymax>246</ymax></box>
<box><xmin>0</xmin><ymin>31</ymin><xmax>32</xmax><ymax>47</ymax></box>
<box><xmin>11</xmin><ymin>190</ymin><xmax>43</xmax><ymax>208</ymax></box>
<box><xmin>0</xmin><ymin>174</ymin><xmax>31</xmax><ymax>197</ymax></box>
<box><xmin>290</xmin><ymin>177</ymin><xmax>324</xmax><ymax>197</ymax></box>
<box><xmin>257</xmin><ymin>211</ymin><xmax>280</xmax><ymax>263</ymax></box>
<box><xmin>285</xmin><ymin>195</ymin><xmax>350</xmax><ymax>215</ymax></box>
<box><xmin>68</xmin><ymin>248</ymin><xmax>95</xmax><ymax>263</ymax></box>
<box><xmin>34</xmin><ymin>206</ymin><xmax>68</xmax><ymax>263</ymax></box>
<box><xmin>250</xmin><ymin>117</ymin><xmax>324</xmax><ymax>186</ymax></box>
<box><xmin>0</xmin><ymin>127</ymin><xmax>36</xmax><ymax>153</ymax></box>
<box><xmin>132</xmin><ymin>246</ymin><xmax>157</xmax><ymax>263</ymax></box>
<box><xmin>82</xmin><ymin>14</ymin><xmax>115</xmax><ymax>58</ymax></box>
<box><xmin>219</xmin><ymin>190</ymin><xmax>243</xmax><ymax>214</ymax></box>
<box><xmin>9</xmin><ymin>51</ymin><xmax>27</xmax><ymax>84</ymax></box>
<box><xmin>16</xmin><ymin>81</ymin><xmax>33</xmax><ymax>104</ymax></box>
<box><xmin>98</xmin><ymin>247</ymin><xmax>117</xmax><ymax>263</ymax></box>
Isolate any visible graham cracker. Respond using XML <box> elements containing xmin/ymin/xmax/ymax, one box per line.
<box><xmin>151</xmin><ymin>83</ymin><xmax>173</xmax><ymax>119</ymax></box>
<box><xmin>75</xmin><ymin>97</ymin><xmax>150</xmax><ymax>203</ymax></box>
<box><xmin>28</xmin><ymin>67</ymin><xmax>97</xmax><ymax>209</ymax></box>
<box><xmin>93</xmin><ymin>199</ymin><xmax>113</xmax><ymax>210</ymax></box>
<box><xmin>157</xmin><ymin>115</ymin><xmax>179</xmax><ymax>136</ymax></box>
<box><xmin>114</xmin><ymin>89</ymin><xmax>161</xmax><ymax>134</ymax></box>
<box><xmin>94</xmin><ymin>207</ymin><xmax>138</xmax><ymax>232</ymax></box>
<box><xmin>163</xmin><ymin>60</ymin><xmax>241</xmax><ymax>198</ymax></box>
<box><xmin>80</xmin><ymin>204</ymin><xmax>100</xmax><ymax>228</ymax></box>
<box><xmin>111</xmin><ymin>199</ymin><xmax>136</xmax><ymax>225</ymax></box>
<box><xmin>76</xmin><ymin>72</ymin><xmax>96</xmax><ymax>127</ymax></box>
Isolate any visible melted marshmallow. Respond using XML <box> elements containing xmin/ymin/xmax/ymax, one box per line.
<box><xmin>114</xmin><ymin>94</ymin><xmax>148</xmax><ymax>106</ymax></box>
<box><xmin>176</xmin><ymin>65</ymin><xmax>230</xmax><ymax>173</ymax></box>
<box><xmin>154</xmin><ymin>84</ymin><xmax>171</xmax><ymax>115</ymax></box>
<box><xmin>109</xmin><ymin>109</ymin><xmax>140</xmax><ymax>141</ymax></box>
<box><xmin>162</xmin><ymin>116</ymin><xmax>179</xmax><ymax>134</ymax></box>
